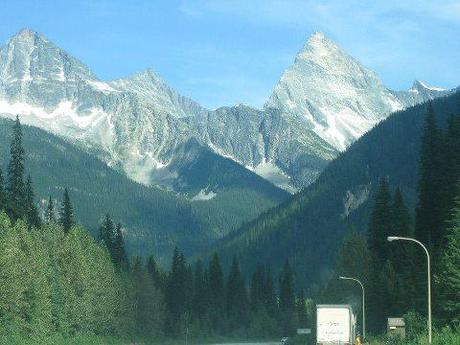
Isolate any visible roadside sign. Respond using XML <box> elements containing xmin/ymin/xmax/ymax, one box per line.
<box><xmin>297</xmin><ymin>328</ymin><xmax>311</xmax><ymax>335</ymax></box>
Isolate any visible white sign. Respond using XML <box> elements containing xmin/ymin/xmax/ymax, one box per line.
<box><xmin>297</xmin><ymin>328</ymin><xmax>311</xmax><ymax>334</ymax></box>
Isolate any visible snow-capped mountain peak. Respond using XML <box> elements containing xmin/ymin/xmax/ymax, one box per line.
<box><xmin>410</xmin><ymin>80</ymin><xmax>446</xmax><ymax>93</ymax></box>
<box><xmin>265</xmin><ymin>32</ymin><xmax>403</xmax><ymax>151</ymax></box>
<box><xmin>296</xmin><ymin>31</ymin><xmax>343</xmax><ymax>64</ymax></box>
<box><xmin>0</xmin><ymin>29</ymin><xmax>453</xmax><ymax>192</ymax></box>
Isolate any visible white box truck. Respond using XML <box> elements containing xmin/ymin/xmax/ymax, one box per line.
<box><xmin>316</xmin><ymin>305</ymin><xmax>356</xmax><ymax>345</ymax></box>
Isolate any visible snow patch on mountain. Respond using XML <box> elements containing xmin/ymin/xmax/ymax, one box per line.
<box><xmin>87</xmin><ymin>80</ymin><xmax>120</xmax><ymax>93</ymax></box>
<box><xmin>191</xmin><ymin>189</ymin><xmax>217</xmax><ymax>201</ymax></box>
<box><xmin>252</xmin><ymin>160</ymin><xmax>296</xmax><ymax>194</ymax></box>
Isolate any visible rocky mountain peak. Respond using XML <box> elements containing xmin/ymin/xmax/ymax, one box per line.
<box><xmin>0</xmin><ymin>28</ymin><xmax>95</xmax><ymax>83</ymax></box>
<box><xmin>265</xmin><ymin>32</ymin><xmax>401</xmax><ymax>151</ymax></box>
<box><xmin>410</xmin><ymin>80</ymin><xmax>446</xmax><ymax>92</ymax></box>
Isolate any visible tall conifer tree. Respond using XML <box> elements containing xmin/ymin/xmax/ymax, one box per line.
<box><xmin>45</xmin><ymin>196</ymin><xmax>55</xmax><ymax>223</ymax></box>
<box><xmin>111</xmin><ymin>223</ymin><xmax>128</xmax><ymax>268</ymax></box>
<box><xmin>24</xmin><ymin>174</ymin><xmax>41</xmax><ymax>228</ymax></box>
<box><xmin>59</xmin><ymin>188</ymin><xmax>74</xmax><ymax>233</ymax></box>
<box><xmin>439</xmin><ymin>195</ymin><xmax>460</xmax><ymax>324</ymax></box>
<box><xmin>99</xmin><ymin>214</ymin><xmax>115</xmax><ymax>260</ymax></box>
<box><xmin>415</xmin><ymin>103</ymin><xmax>444</xmax><ymax>252</ymax></box>
<box><xmin>279</xmin><ymin>261</ymin><xmax>295</xmax><ymax>335</ymax></box>
<box><xmin>0</xmin><ymin>169</ymin><xmax>6</xmax><ymax>211</ymax></box>
<box><xmin>367</xmin><ymin>178</ymin><xmax>394</xmax><ymax>332</ymax></box>
<box><xmin>226</xmin><ymin>257</ymin><xmax>249</xmax><ymax>328</ymax></box>
<box><xmin>192</xmin><ymin>260</ymin><xmax>208</xmax><ymax>320</ymax></box>
<box><xmin>368</xmin><ymin>177</ymin><xmax>393</xmax><ymax>262</ymax></box>
<box><xmin>208</xmin><ymin>253</ymin><xmax>225</xmax><ymax>331</ymax></box>
<box><xmin>263</xmin><ymin>266</ymin><xmax>277</xmax><ymax>316</ymax></box>
<box><xmin>391</xmin><ymin>188</ymin><xmax>417</xmax><ymax>311</ymax></box>
<box><xmin>147</xmin><ymin>255</ymin><xmax>163</xmax><ymax>290</ymax></box>
<box><xmin>7</xmin><ymin>116</ymin><xmax>26</xmax><ymax>220</ymax></box>
<box><xmin>165</xmin><ymin>248</ymin><xmax>188</xmax><ymax>335</ymax></box>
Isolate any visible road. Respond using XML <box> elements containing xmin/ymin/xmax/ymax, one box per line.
<box><xmin>207</xmin><ymin>343</ymin><xmax>279</xmax><ymax>345</ymax></box>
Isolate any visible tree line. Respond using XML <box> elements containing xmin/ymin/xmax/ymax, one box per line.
<box><xmin>322</xmin><ymin>104</ymin><xmax>460</xmax><ymax>335</ymax></box>
<box><xmin>149</xmin><ymin>248</ymin><xmax>311</xmax><ymax>339</ymax></box>
<box><xmin>0</xmin><ymin>117</ymin><xmax>311</xmax><ymax>341</ymax></box>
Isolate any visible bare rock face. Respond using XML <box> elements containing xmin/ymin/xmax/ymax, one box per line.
<box><xmin>265</xmin><ymin>32</ymin><xmax>448</xmax><ymax>152</ymax></box>
<box><xmin>0</xmin><ymin>29</ymin><xmax>451</xmax><ymax>192</ymax></box>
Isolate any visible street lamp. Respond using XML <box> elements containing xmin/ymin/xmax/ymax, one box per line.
<box><xmin>339</xmin><ymin>276</ymin><xmax>365</xmax><ymax>341</ymax></box>
<box><xmin>387</xmin><ymin>236</ymin><xmax>432</xmax><ymax>344</ymax></box>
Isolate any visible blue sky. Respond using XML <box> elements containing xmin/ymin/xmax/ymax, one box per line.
<box><xmin>1</xmin><ymin>1</ymin><xmax>459</xmax><ymax>109</ymax></box>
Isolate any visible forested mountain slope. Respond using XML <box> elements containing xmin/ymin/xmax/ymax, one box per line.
<box><xmin>212</xmin><ymin>91</ymin><xmax>460</xmax><ymax>290</ymax></box>
<box><xmin>0</xmin><ymin>118</ymin><xmax>287</xmax><ymax>261</ymax></box>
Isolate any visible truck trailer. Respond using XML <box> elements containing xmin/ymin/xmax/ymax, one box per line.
<box><xmin>316</xmin><ymin>304</ymin><xmax>356</xmax><ymax>345</ymax></box>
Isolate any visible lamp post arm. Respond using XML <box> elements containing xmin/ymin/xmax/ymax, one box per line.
<box><xmin>339</xmin><ymin>277</ymin><xmax>366</xmax><ymax>340</ymax></box>
<box><xmin>388</xmin><ymin>236</ymin><xmax>431</xmax><ymax>344</ymax></box>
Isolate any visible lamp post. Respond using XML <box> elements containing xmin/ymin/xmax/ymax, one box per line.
<box><xmin>387</xmin><ymin>236</ymin><xmax>431</xmax><ymax>344</ymax></box>
<box><xmin>339</xmin><ymin>276</ymin><xmax>365</xmax><ymax>341</ymax></box>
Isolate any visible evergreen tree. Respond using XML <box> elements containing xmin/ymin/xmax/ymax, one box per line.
<box><xmin>192</xmin><ymin>260</ymin><xmax>208</xmax><ymax>320</ymax></box>
<box><xmin>336</xmin><ymin>227</ymin><xmax>371</xmax><ymax>282</ymax></box>
<box><xmin>368</xmin><ymin>177</ymin><xmax>393</xmax><ymax>262</ymax></box>
<box><xmin>131</xmin><ymin>256</ymin><xmax>165</xmax><ymax>337</ymax></box>
<box><xmin>165</xmin><ymin>248</ymin><xmax>188</xmax><ymax>335</ymax></box>
<box><xmin>279</xmin><ymin>261</ymin><xmax>296</xmax><ymax>336</ymax></box>
<box><xmin>296</xmin><ymin>291</ymin><xmax>308</xmax><ymax>328</ymax></box>
<box><xmin>391</xmin><ymin>189</ymin><xmax>417</xmax><ymax>311</ymax></box>
<box><xmin>263</xmin><ymin>266</ymin><xmax>277</xmax><ymax>317</ymax></box>
<box><xmin>250</xmin><ymin>264</ymin><xmax>265</xmax><ymax>311</ymax></box>
<box><xmin>6</xmin><ymin>116</ymin><xmax>26</xmax><ymax>221</ymax></box>
<box><xmin>59</xmin><ymin>188</ymin><xmax>74</xmax><ymax>233</ymax></box>
<box><xmin>146</xmin><ymin>255</ymin><xmax>163</xmax><ymax>290</ymax></box>
<box><xmin>99</xmin><ymin>214</ymin><xmax>115</xmax><ymax>245</ymax></box>
<box><xmin>24</xmin><ymin>175</ymin><xmax>41</xmax><ymax>229</ymax></box>
<box><xmin>112</xmin><ymin>223</ymin><xmax>128</xmax><ymax>269</ymax></box>
<box><xmin>45</xmin><ymin>196</ymin><xmax>55</xmax><ymax>224</ymax></box>
<box><xmin>415</xmin><ymin>103</ymin><xmax>445</xmax><ymax>252</ymax></box>
<box><xmin>226</xmin><ymin>257</ymin><xmax>249</xmax><ymax>329</ymax></box>
<box><xmin>439</xmin><ymin>195</ymin><xmax>460</xmax><ymax>325</ymax></box>
<box><xmin>0</xmin><ymin>169</ymin><xmax>6</xmax><ymax>212</ymax></box>
<box><xmin>367</xmin><ymin>178</ymin><xmax>393</xmax><ymax>332</ymax></box>
<box><xmin>208</xmin><ymin>253</ymin><xmax>225</xmax><ymax>331</ymax></box>
<box><xmin>443</xmin><ymin>115</ymin><xmax>460</xmax><ymax>245</ymax></box>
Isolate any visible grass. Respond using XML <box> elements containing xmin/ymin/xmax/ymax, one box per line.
<box><xmin>366</xmin><ymin>326</ymin><xmax>460</xmax><ymax>345</ymax></box>
<box><xmin>4</xmin><ymin>328</ymin><xmax>458</xmax><ymax>345</ymax></box>
<box><xmin>0</xmin><ymin>333</ymin><xmax>281</xmax><ymax>345</ymax></box>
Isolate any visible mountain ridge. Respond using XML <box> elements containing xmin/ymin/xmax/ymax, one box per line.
<box><xmin>0</xmin><ymin>28</ymin><xmax>453</xmax><ymax>192</ymax></box>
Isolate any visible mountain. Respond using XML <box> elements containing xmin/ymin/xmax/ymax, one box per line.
<box><xmin>0</xmin><ymin>118</ymin><xmax>207</xmax><ymax>260</ymax></box>
<box><xmin>211</xmin><ymin>91</ymin><xmax>460</xmax><ymax>291</ymax></box>
<box><xmin>110</xmin><ymin>68</ymin><xmax>207</xmax><ymax>118</ymax></box>
<box><xmin>393</xmin><ymin>80</ymin><xmax>451</xmax><ymax>107</ymax></box>
<box><xmin>0</xmin><ymin>117</ymin><xmax>287</xmax><ymax>261</ymax></box>
<box><xmin>0</xmin><ymin>29</ymin><xmax>194</xmax><ymax>185</ymax></box>
<box><xmin>157</xmin><ymin>139</ymin><xmax>288</xmax><ymax>236</ymax></box>
<box><xmin>191</xmin><ymin>105</ymin><xmax>338</xmax><ymax>190</ymax></box>
<box><xmin>265</xmin><ymin>32</ymin><xmax>450</xmax><ymax>152</ymax></box>
<box><xmin>0</xmin><ymin>29</ymin><xmax>452</xmax><ymax>193</ymax></box>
